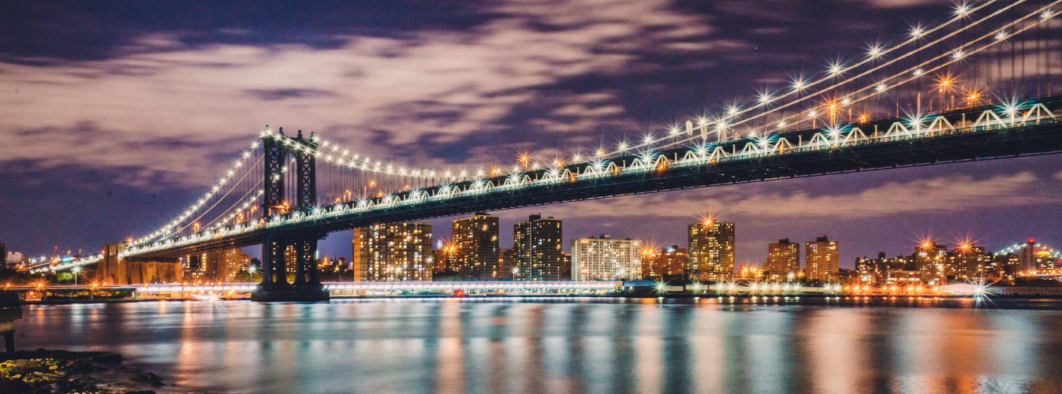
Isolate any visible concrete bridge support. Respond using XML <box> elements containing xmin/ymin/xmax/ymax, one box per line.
<box><xmin>97</xmin><ymin>243</ymin><xmax>182</xmax><ymax>285</ymax></box>
<box><xmin>251</xmin><ymin>233</ymin><xmax>328</xmax><ymax>301</ymax></box>
<box><xmin>251</xmin><ymin>128</ymin><xmax>328</xmax><ymax>301</ymax></box>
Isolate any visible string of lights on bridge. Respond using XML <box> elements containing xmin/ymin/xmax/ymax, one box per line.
<box><xmin>93</xmin><ymin>100</ymin><xmax>1058</xmax><ymax>270</ymax></box>
<box><xmin>23</xmin><ymin>0</ymin><xmax>1062</xmax><ymax>273</ymax></box>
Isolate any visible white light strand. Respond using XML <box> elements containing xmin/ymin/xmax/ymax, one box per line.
<box><xmin>131</xmin><ymin>138</ymin><xmax>263</xmax><ymax>246</ymax></box>
<box><xmin>650</xmin><ymin>0</ymin><xmax>1033</xmax><ymax>152</ymax></box>
<box><xmin>264</xmin><ymin>131</ymin><xmax>461</xmax><ymax>181</ymax></box>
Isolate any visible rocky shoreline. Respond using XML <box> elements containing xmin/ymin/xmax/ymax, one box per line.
<box><xmin>0</xmin><ymin>349</ymin><xmax>168</xmax><ymax>394</ymax></box>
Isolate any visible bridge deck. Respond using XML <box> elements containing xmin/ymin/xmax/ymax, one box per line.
<box><xmin>36</xmin><ymin>95</ymin><xmax>1051</xmax><ymax>263</ymax></box>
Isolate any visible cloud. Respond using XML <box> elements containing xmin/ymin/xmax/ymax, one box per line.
<box><xmin>0</xmin><ymin>0</ymin><xmax>742</xmax><ymax>188</ymax></box>
<box><xmin>860</xmin><ymin>0</ymin><xmax>949</xmax><ymax>8</ymax></box>
<box><xmin>246</xmin><ymin>88</ymin><xmax>337</xmax><ymax>101</ymax></box>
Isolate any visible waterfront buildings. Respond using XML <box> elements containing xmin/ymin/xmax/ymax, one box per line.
<box><xmin>432</xmin><ymin>241</ymin><xmax>456</xmax><ymax>274</ymax></box>
<box><xmin>352</xmin><ymin>222</ymin><xmax>433</xmax><ymax>281</ymax></box>
<box><xmin>513</xmin><ymin>214</ymin><xmax>564</xmax><ymax>280</ymax></box>
<box><xmin>1017</xmin><ymin>239</ymin><xmax>1056</xmax><ymax>273</ymax></box>
<box><xmin>915</xmin><ymin>241</ymin><xmax>948</xmax><ymax>285</ymax></box>
<box><xmin>947</xmin><ymin>243</ymin><xmax>988</xmax><ymax>281</ymax></box>
<box><xmin>452</xmin><ymin>212</ymin><xmax>500</xmax><ymax>280</ymax></box>
<box><xmin>204</xmin><ymin>248</ymin><xmax>251</xmax><ymax>282</ymax></box>
<box><xmin>3</xmin><ymin>250</ymin><xmax>22</xmax><ymax>270</ymax></box>
<box><xmin>805</xmin><ymin>236</ymin><xmax>839</xmax><ymax>282</ymax></box>
<box><xmin>644</xmin><ymin>245</ymin><xmax>688</xmax><ymax>280</ymax></box>
<box><xmin>687</xmin><ymin>220</ymin><xmax>735</xmax><ymax>282</ymax></box>
<box><xmin>571</xmin><ymin>235</ymin><xmax>642</xmax><ymax>281</ymax></box>
<box><xmin>737</xmin><ymin>263</ymin><xmax>763</xmax><ymax>279</ymax></box>
<box><xmin>499</xmin><ymin>248</ymin><xmax>515</xmax><ymax>280</ymax></box>
<box><xmin>763</xmin><ymin>238</ymin><xmax>799</xmax><ymax>281</ymax></box>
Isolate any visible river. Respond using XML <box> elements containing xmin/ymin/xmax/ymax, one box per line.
<box><xmin>14</xmin><ymin>297</ymin><xmax>1062</xmax><ymax>393</ymax></box>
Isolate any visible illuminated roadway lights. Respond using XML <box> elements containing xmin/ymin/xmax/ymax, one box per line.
<box><xmin>826</xmin><ymin>125</ymin><xmax>843</xmax><ymax>143</ymax></box>
<box><xmin>790</xmin><ymin>76</ymin><xmax>808</xmax><ymax>93</ymax></box>
<box><xmin>874</xmin><ymin>83</ymin><xmax>888</xmax><ymax>93</ymax></box>
<box><xmin>114</xmin><ymin>99</ymin><xmax>1043</xmax><ymax>262</ymax></box>
<box><xmin>757</xmin><ymin>135</ymin><xmax>771</xmax><ymax>150</ymax></box>
<box><xmin>952</xmin><ymin>49</ymin><xmax>966</xmax><ymax>61</ymax></box>
<box><xmin>653</xmin><ymin>280</ymin><xmax>668</xmax><ymax>295</ymax></box>
<box><xmin>913</xmin><ymin>68</ymin><xmax>924</xmax><ymax>77</ymax></box>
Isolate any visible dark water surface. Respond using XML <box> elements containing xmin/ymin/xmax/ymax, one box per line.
<box><xmin>14</xmin><ymin>298</ymin><xmax>1062</xmax><ymax>393</ymax></box>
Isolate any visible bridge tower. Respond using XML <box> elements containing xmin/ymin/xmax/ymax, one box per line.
<box><xmin>253</xmin><ymin>128</ymin><xmax>328</xmax><ymax>301</ymax></box>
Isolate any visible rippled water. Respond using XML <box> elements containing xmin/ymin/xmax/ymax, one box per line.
<box><xmin>13</xmin><ymin>298</ymin><xmax>1062</xmax><ymax>393</ymax></box>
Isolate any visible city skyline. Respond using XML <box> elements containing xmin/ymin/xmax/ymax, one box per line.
<box><xmin>3</xmin><ymin>1</ymin><xmax>1062</xmax><ymax>268</ymax></box>
<box><xmin>6</xmin><ymin>2</ymin><xmax>1062</xmax><ymax>393</ymax></box>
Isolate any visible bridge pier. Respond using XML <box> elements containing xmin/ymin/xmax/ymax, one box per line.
<box><xmin>251</xmin><ymin>233</ymin><xmax>328</xmax><ymax>302</ymax></box>
<box><xmin>251</xmin><ymin>128</ymin><xmax>328</xmax><ymax>301</ymax></box>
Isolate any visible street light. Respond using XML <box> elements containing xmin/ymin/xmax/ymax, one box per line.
<box><xmin>72</xmin><ymin>266</ymin><xmax>82</xmax><ymax>286</ymax></box>
<box><xmin>512</xmin><ymin>267</ymin><xmax>519</xmax><ymax>281</ymax></box>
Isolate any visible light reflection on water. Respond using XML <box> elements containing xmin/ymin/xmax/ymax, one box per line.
<box><xmin>14</xmin><ymin>298</ymin><xmax>1062</xmax><ymax>394</ymax></box>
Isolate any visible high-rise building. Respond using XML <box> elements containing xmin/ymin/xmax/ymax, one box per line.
<box><xmin>561</xmin><ymin>253</ymin><xmax>572</xmax><ymax>278</ymax></box>
<box><xmin>204</xmin><ymin>248</ymin><xmax>252</xmax><ymax>282</ymax></box>
<box><xmin>855</xmin><ymin>252</ymin><xmax>886</xmax><ymax>284</ymax></box>
<box><xmin>805</xmin><ymin>236</ymin><xmax>839</xmax><ymax>282</ymax></box>
<box><xmin>914</xmin><ymin>241</ymin><xmax>947</xmax><ymax>284</ymax></box>
<box><xmin>4</xmin><ymin>250</ymin><xmax>23</xmax><ymax>270</ymax></box>
<box><xmin>499</xmin><ymin>249</ymin><xmax>515</xmax><ymax>279</ymax></box>
<box><xmin>737</xmin><ymin>263</ymin><xmax>763</xmax><ymax>279</ymax></box>
<box><xmin>352</xmin><ymin>222</ymin><xmax>433</xmax><ymax>281</ymax></box>
<box><xmin>987</xmin><ymin>253</ymin><xmax>1021</xmax><ymax>282</ymax></box>
<box><xmin>687</xmin><ymin>220</ymin><xmax>735</xmax><ymax>282</ymax></box>
<box><xmin>1018</xmin><ymin>239</ymin><xmax>1038</xmax><ymax>273</ymax></box>
<box><xmin>947</xmin><ymin>244</ymin><xmax>988</xmax><ymax>281</ymax></box>
<box><xmin>644</xmin><ymin>245</ymin><xmax>687</xmax><ymax>279</ymax></box>
<box><xmin>432</xmin><ymin>242</ymin><xmax>456</xmax><ymax>274</ymax></box>
<box><xmin>451</xmin><ymin>212</ymin><xmax>499</xmax><ymax>279</ymax></box>
<box><xmin>764</xmin><ymin>238</ymin><xmax>799</xmax><ymax>281</ymax></box>
<box><xmin>571</xmin><ymin>235</ymin><xmax>642</xmax><ymax>281</ymax></box>
<box><xmin>513</xmin><ymin>214</ymin><xmax>564</xmax><ymax>281</ymax></box>
<box><xmin>1017</xmin><ymin>238</ymin><xmax>1056</xmax><ymax>273</ymax></box>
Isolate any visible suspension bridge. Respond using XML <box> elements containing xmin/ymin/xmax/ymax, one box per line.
<box><xmin>21</xmin><ymin>0</ymin><xmax>1062</xmax><ymax>300</ymax></box>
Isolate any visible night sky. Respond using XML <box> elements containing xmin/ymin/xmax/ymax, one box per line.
<box><xmin>2</xmin><ymin>0</ymin><xmax>1061</xmax><ymax>268</ymax></box>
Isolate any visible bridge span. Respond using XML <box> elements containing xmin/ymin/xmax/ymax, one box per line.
<box><xmin>25</xmin><ymin>96</ymin><xmax>1062</xmax><ymax>300</ymax></box>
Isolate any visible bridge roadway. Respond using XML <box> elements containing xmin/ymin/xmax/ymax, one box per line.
<box><xmin>121</xmin><ymin>95</ymin><xmax>1062</xmax><ymax>260</ymax></box>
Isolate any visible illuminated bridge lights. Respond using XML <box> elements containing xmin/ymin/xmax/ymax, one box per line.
<box><xmin>29</xmin><ymin>97</ymin><xmax>1062</xmax><ymax>271</ymax></box>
